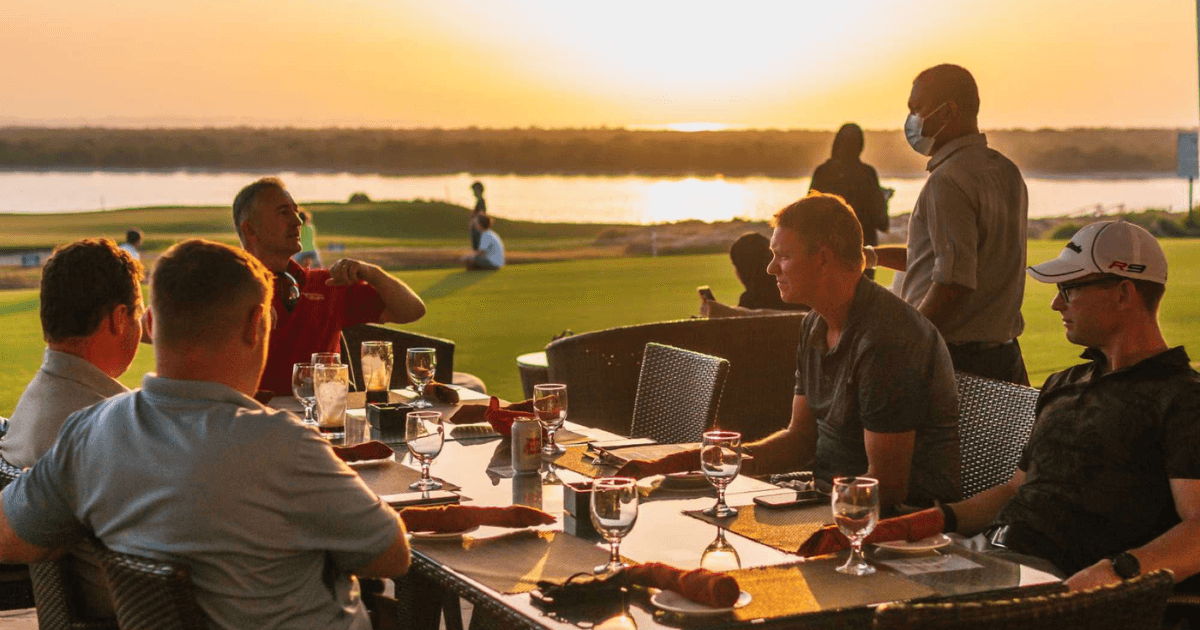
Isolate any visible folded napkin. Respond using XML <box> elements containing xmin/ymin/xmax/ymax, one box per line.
<box><xmin>613</xmin><ymin>449</ymin><xmax>702</xmax><ymax>479</ymax></box>
<box><xmin>425</xmin><ymin>381</ymin><xmax>459</xmax><ymax>404</ymax></box>
<box><xmin>449</xmin><ymin>423</ymin><xmax>502</xmax><ymax>439</ymax></box>
<box><xmin>400</xmin><ymin>504</ymin><xmax>556</xmax><ymax>533</ymax></box>
<box><xmin>536</xmin><ymin>563</ymin><xmax>739</xmax><ymax>609</ymax></box>
<box><xmin>450</xmin><ymin>397</ymin><xmax>534</xmax><ymax>437</ymax></box>
<box><xmin>333</xmin><ymin>441</ymin><xmax>394</xmax><ymax>463</ymax></box>
<box><xmin>796</xmin><ymin>507</ymin><xmax>944</xmax><ymax>557</ymax></box>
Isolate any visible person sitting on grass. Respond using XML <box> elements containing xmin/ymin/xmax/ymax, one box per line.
<box><xmin>700</xmin><ymin>231</ymin><xmax>808</xmax><ymax>317</ymax></box>
<box><xmin>118</xmin><ymin>228</ymin><xmax>143</xmax><ymax>260</ymax></box>
<box><xmin>464</xmin><ymin>214</ymin><xmax>505</xmax><ymax>271</ymax></box>
<box><xmin>0</xmin><ymin>238</ymin><xmax>144</xmax><ymax>619</ymax></box>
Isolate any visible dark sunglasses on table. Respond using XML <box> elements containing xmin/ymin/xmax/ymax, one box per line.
<box><xmin>1055</xmin><ymin>276</ymin><xmax>1125</xmax><ymax>304</ymax></box>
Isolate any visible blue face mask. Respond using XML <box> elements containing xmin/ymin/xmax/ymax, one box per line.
<box><xmin>904</xmin><ymin>102</ymin><xmax>949</xmax><ymax>156</ymax></box>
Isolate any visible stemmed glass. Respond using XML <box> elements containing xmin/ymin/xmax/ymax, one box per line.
<box><xmin>700</xmin><ymin>430</ymin><xmax>742</xmax><ymax>517</ymax></box>
<box><xmin>406</xmin><ymin>411</ymin><xmax>445</xmax><ymax>491</ymax></box>
<box><xmin>832</xmin><ymin>476</ymin><xmax>880</xmax><ymax>576</ymax></box>
<box><xmin>312</xmin><ymin>352</ymin><xmax>340</xmax><ymax>366</ymax></box>
<box><xmin>406</xmin><ymin>348</ymin><xmax>437</xmax><ymax>409</ymax></box>
<box><xmin>291</xmin><ymin>362</ymin><xmax>317</xmax><ymax>425</ymax></box>
<box><xmin>533</xmin><ymin>383</ymin><xmax>567</xmax><ymax>455</ymax></box>
<box><xmin>590</xmin><ymin>477</ymin><xmax>638</xmax><ymax>574</ymax></box>
<box><xmin>700</xmin><ymin>527</ymin><xmax>742</xmax><ymax>571</ymax></box>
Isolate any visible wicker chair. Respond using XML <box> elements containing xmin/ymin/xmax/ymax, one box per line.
<box><xmin>954</xmin><ymin>372</ymin><xmax>1041</xmax><ymax>499</ymax></box>
<box><xmin>545</xmin><ymin>312</ymin><xmax>805</xmax><ymax>441</ymax></box>
<box><xmin>339</xmin><ymin>323</ymin><xmax>456</xmax><ymax>391</ymax></box>
<box><xmin>93</xmin><ymin>542</ymin><xmax>205</xmax><ymax>630</ymax></box>
<box><xmin>29</xmin><ymin>558</ymin><xmax>116</xmax><ymax>630</ymax></box>
<box><xmin>872</xmin><ymin>569</ymin><xmax>1175</xmax><ymax>630</ymax></box>
<box><xmin>629</xmin><ymin>343</ymin><xmax>730</xmax><ymax>444</ymax></box>
<box><xmin>0</xmin><ymin>455</ymin><xmax>35</xmax><ymax>611</ymax></box>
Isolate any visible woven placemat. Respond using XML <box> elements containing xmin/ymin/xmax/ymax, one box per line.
<box><xmin>416</xmin><ymin>529</ymin><xmax>612</xmax><ymax>594</ymax></box>
<box><xmin>549</xmin><ymin>446</ymin><xmax>609</xmax><ymax>478</ymax></box>
<box><xmin>725</xmin><ymin>561</ymin><xmax>938</xmax><ymax>619</ymax></box>
<box><xmin>355</xmin><ymin>460</ymin><xmax>461</xmax><ymax>494</ymax></box>
<box><xmin>683</xmin><ymin>504</ymin><xmax>828</xmax><ymax>553</ymax></box>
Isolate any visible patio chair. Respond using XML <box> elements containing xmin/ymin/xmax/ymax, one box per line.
<box><xmin>94</xmin><ymin>541</ymin><xmax>205</xmax><ymax>630</ymax></box>
<box><xmin>340</xmin><ymin>324</ymin><xmax>456</xmax><ymax>391</ymax></box>
<box><xmin>954</xmin><ymin>372</ymin><xmax>1041</xmax><ymax>498</ymax></box>
<box><xmin>0</xmin><ymin>455</ymin><xmax>35</xmax><ymax>611</ymax></box>
<box><xmin>872</xmin><ymin>569</ymin><xmax>1174</xmax><ymax>630</ymax></box>
<box><xmin>29</xmin><ymin>557</ymin><xmax>116</xmax><ymax>630</ymax></box>
<box><xmin>629</xmin><ymin>343</ymin><xmax>729</xmax><ymax>444</ymax></box>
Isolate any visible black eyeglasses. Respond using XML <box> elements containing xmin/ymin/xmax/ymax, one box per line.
<box><xmin>1055</xmin><ymin>276</ymin><xmax>1123</xmax><ymax>304</ymax></box>
<box><xmin>277</xmin><ymin>272</ymin><xmax>300</xmax><ymax>311</ymax></box>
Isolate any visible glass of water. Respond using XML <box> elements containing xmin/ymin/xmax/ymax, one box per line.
<box><xmin>406</xmin><ymin>348</ymin><xmax>437</xmax><ymax>408</ymax></box>
<box><xmin>312</xmin><ymin>352</ymin><xmax>341</xmax><ymax>366</ymax></box>
<box><xmin>291</xmin><ymin>362</ymin><xmax>317</xmax><ymax>425</ymax></box>
<box><xmin>700</xmin><ymin>430</ymin><xmax>742</xmax><ymax>518</ymax></box>
<box><xmin>832</xmin><ymin>476</ymin><xmax>880</xmax><ymax>576</ymax></box>
<box><xmin>313</xmin><ymin>363</ymin><xmax>349</xmax><ymax>441</ymax></box>
<box><xmin>406</xmin><ymin>411</ymin><xmax>445</xmax><ymax>491</ymax></box>
<box><xmin>700</xmin><ymin>527</ymin><xmax>742</xmax><ymax>571</ymax></box>
<box><xmin>533</xmin><ymin>383</ymin><xmax>567</xmax><ymax>455</ymax></box>
<box><xmin>590</xmin><ymin>477</ymin><xmax>638</xmax><ymax>574</ymax></box>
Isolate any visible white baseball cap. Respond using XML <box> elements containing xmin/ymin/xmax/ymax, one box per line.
<box><xmin>1027</xmin><ymin>220</ymin><xmax>1167</xmax><ymax>285</ymax></box>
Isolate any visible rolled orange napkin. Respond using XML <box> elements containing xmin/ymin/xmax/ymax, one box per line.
<box><xmin>424</xmin><ymin>381</ymin><xmax>459</xmax><ymax>404</ymax></box>
<box><xmin>613</xmin><ymin>449</ymin><xmax>702</xmax><ymax>479</ymax></box>
<box><xmin>622</xmin><ymin>563</ymin><xmax>740</xmax><ymax>608</ymax></box>
<box><xmin>333</xmin><ymin>441</ymin><xmax>394</xmax><ymax>463</ymax></box>
<box><xmin>796</xmin><ymin>507</ymin><xmax>945</xmax><ymax>557</ymax></box>
<box><xmin>400</xmin><ymin>504</ymin><xmax>556</xmax><ymax>533</ymax></box>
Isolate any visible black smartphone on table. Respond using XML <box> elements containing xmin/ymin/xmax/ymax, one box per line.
<box><xmin>753</xmin><ymin>490</ymin><xmax>828</xmax><ymax>509</ymax></box>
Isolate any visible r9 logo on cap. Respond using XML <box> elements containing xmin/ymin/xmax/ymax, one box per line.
<box><xmin>1108</xmin><ymin>261</ymin><xmax>1147</xmax><ymax>273</ymax></box>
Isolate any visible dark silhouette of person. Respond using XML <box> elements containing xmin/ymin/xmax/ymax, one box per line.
<box><xmin>470</xmin><ymin>181</ymin><xmax>487</xmax><ymax>250</ymax></box>
<box><xmin>809</xmin><ymin>123</ymin><xmax>889</xmax><ymax>277</ymax></box>
<box><xmin>699</xmin><ymin>232</ymin><xmax>807</xmax><ymax>317</ymax></box>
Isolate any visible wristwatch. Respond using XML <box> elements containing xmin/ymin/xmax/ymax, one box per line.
<box><xmin>1108</xmin><ymin>552</ymin><xmax>1141</xmax><ymax>579</ymax></box>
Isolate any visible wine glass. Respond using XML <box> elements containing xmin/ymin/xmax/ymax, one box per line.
<box><xmin>291</xmin><ymin>362</ymin><xmax>317</xmax><ymax>425</ymax></box>
<box><xmin>313</xmin><ymin>363</ymin><xmax>349</xmax><ymax>442</ymax></box>
<box><xmin>406</xmin><ymin>411</ymin><xmax>445</xmax><ymax>490</ymax></box>
<box><xmin>700</xmin><ymin>527</ymin><xmax>742</xmax><ymax>571</ymax></box>
<box><xmin>590</xmin><ymin>477</ymin><xmax>638</xmax><ymax>574</ymax></box>
<box><xmin>312</xmin><ymin>352</ymin><xmax>341</xmax><ymax>365</ymax></box>
<box><xmin>832</xmin><ymin>476</ymin><xmax>880</xmax><ymax>576</ymax></box>
<box><xmin>533</xmin><ymin>383</ymin><xmax>567</xmax><ymax>455</ymax></box>
<box><xmin>700</xmin><ymin>430</ymin><xmax>742</xmax><ymax>518</ymax></box>
<box><xmin>406</xmin><ymin>348</ymin><xmax>437</xmax><ymax>408</ymax></box>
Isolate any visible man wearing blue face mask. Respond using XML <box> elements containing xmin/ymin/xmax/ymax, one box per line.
<box><xmin>873</xmin><ymin>64</ymin><xmax>1030</xmax><ymax>385</ymax></box>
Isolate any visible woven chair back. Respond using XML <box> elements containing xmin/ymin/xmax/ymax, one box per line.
<box><xmin>873</xmin><ymin>569</ymin><xmax>1175</xmax><ymax>630</ymax></box>
<box><xmin>0</xmin><ymin>456</ymin><xmax>35</xmax><ymax>611</ymax></box>
<box><xmin>29</xmin><ymin>557</ymin><xmax>116</xmax><ymax>630</ymax></box>
<box><xmin>94</xmin><ymin>543</ymin><xmax>205</xmax><ymax>630</ymax></box>
<box><xmin>546</xmin><ymin>313</ymin><xmax>804</xmax><ymax>440</ymax></box>
<box><xmin>0</xmin><ymin>456</ymin><xmax>21</xmax><ymax>489</ymax></box>
<box><xmin>339</xmin><ymin>323</ymin><xmax>456</xmax><ymax>391</ymax></box>
<box><xmin>955</xmin><ymin>372</ymin><xmax>1041</xmax><ymax>498</ymax></box>
<box><xmin>630</xmin><ymin>343</ymin><xmax>730</xmax><ymax>444</ymax></box>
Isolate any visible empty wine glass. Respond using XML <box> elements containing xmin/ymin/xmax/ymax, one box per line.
<box><xmin>406</xmin><ymin>348</ymin><xmax>437</xmax><ymax>408</ymax></box>
<box><xmin>590</xmin><ymin>477</ymin><xmax>638</xmax><ymax>574</ymax></box>
<box><xmin>832</xmin><ymin>476</ymin><xmax>880</xmax><ymax>576</ymax></box>
<box><xmin>291</xmin><ymin>362</ymin><xmax>317</xmax><ymax>425</ymax></box>
<box><xmin>700</xmin><ymin>527</ymin><xmax>742</xmax><ymax>571</ymax></box>
<box><xmin>533</xmin><ymin>383</ymin><xmax>567</xmax><ymax>455</ymax></box>
<box><xmin>406</xmin><ymin>411</ymin><xmax>444</xmax><ymax>490</ymax></box>
<box><xmin>701</xmin><ymin>430</ymin><xmax>742</xmax><ymax>518</ymax></box>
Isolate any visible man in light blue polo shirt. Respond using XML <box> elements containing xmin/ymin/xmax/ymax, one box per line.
<box><xmin>0</xmin><ymin>239</ymin><xmax>410</xmax><ymax>629</ymax></box>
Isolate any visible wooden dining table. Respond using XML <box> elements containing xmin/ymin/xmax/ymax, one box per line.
<box><xmin>277</xmin><ymin>388</ymin><xmax>1061</xmax><ymax>630</ymax></box>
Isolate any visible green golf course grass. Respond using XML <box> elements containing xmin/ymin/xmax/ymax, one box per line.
<box><xmin>2</xmin><ymin>238</ymin><xmax>1197</xmax><ymax>415</ymax></box>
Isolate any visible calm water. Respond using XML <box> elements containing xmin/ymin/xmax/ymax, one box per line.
<box><xmin>0</xmin><ymin>170</ymin><xmax>1191</xmax><ymax>224</ymax></box>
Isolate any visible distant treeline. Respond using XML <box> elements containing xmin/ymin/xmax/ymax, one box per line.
<box><xmin>0</xmin><ymin>127</ymin><xmax>1184</xmax><ymax>177</ymax></box>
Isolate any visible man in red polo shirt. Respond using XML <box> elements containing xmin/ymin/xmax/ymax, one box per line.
<box><xmin>233</xmin><ymin>177</ymin><xmax>427</xmax><ymax>395</ymax></box>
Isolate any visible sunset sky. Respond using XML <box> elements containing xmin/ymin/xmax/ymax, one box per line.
<box><xmin>3</xmin><ymin>0</ymin><xmax>1197</xmax><ymax>130</ymax></box>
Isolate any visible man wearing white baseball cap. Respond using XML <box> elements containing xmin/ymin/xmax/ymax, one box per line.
<box><xmin>802</xmin><ymin>220</ymin><xmax>1200</xmax><ymax>592</ymax></box>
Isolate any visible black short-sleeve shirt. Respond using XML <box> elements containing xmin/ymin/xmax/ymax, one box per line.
<box><xmin>992</xmin><ymin>346</ymin><xmax>1200</xmax><ymax>575</ymax></box>
<box><xmin>795</xmin><ymin>278</ymin><xmax>961</xmax><ymax>505</ymax></box>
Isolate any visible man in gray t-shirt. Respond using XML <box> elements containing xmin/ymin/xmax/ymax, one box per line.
<box><xmin>874</xmin><ymin>64</ymin><xmax>1028</xmax><ymax>385</ymax></box>
<box><xmin>0</xmin><ymin>240</ymin><xmax>411</xmax><ymax>629</ymax></box>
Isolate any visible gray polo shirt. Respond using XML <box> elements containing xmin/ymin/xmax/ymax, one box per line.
<box><xmin>900</xmin><ymin>133</ymin><xmax>1027</xmax><ymax>344</ymax></box>
<box><xmin>2</xmin><ymin>375</ymin><xmax>399</xmax><ymax>630</ymax></box>
<box><xmin>796</xmin><ymin>278</ymin><xmax>962</xmax><ymax>505</ymax></box>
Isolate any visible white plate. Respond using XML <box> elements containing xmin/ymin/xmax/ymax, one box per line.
<box><xmin>409</xmin><ymin>525</ymin><xmax>480</xmax><ymax>541</ymax></box>
<box><xmin>874</xmin><ymin>533</ymin><xmax>953</xmax><ymax>553</ymax></box>
<box><xmin>650</xmin><ymin>589</ymin><xmax>751</xmax><ymax>615</ymax></box>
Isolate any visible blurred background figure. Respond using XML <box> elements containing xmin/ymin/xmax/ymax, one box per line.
<box><xmin>293</xmin><ymin>210</ymin><xmax>322</xmax><ymax>268</ymax></box>
<box><xmin>699</xmin><ymin>232</ymin><xmax>807</xmax><ymax>317</ymax></box>
<box><xmin>119</xmin><ymin>228</ymin><xmax>143</xmax><ymax>261</ymax></box>
<box><xmin>809</xmin><ymin>123</ymin><xmax>889</xmax><ymax>279</ymax></box>
<box><xmin>463</xmin><ymin>214</ymin><xmax>505</xmax><ymax>271</ymax></box>
<box><xmin>470</xmin><ymin>181</ymin><xmax>487</xmax><ymax>250</ymax></box>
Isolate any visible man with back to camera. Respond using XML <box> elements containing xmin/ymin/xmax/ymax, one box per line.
<box><xmin>621</xmin><ymin>193</ymin><xmax>961</xmax><ymax>512</ymax></box>
<box><xmin>0</xmin><ymin>239</ymin><xmax>412</xmax><ymax>628</ymax></box>
<box><xmin>0</xmin><ymin>238</ymin><xmax>143</xmax><ymax>618</ymax></box>
<box><xmin>801</xmin><ymin>221</ymin><xmax>1200</xmax><ymax>591</ymax></box>
<box><xmin>872</xmin><ymin>64</ymin><xmax>1030</xmax><ymax>385</ymax></box>
<box><xmin>232</xmin><ymin>177</ymin><xmax>426</xmax><ymax>395</ymax></box>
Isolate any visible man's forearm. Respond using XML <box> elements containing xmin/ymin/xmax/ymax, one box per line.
<box><xmin>363</xmin><ymin>265</ymin><xmax>426</xmax><ymax>324</ymax></box>
<box><xmin>874</xmin><ymin>246</ymin><xmax>908</xmax><ymax>272</ymax></box>
<box><xmin>1130</xmin><ymin>518</ymin><xmax>1200</xmax><ymax>582</ymax></box>
<box><xmin>917</xmin><ymin>281</ymin><xmax>971</xmax><ymax>333</ymax></box>
<box><xmin>947</xmin><ymin>478</ymin><xmax>1019</xmax><ymax>536</ymax></box>
<box><xmin>744</xmin><ymin>429</ymin><xmax>813</xmax><ymax>477</ymax></box>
